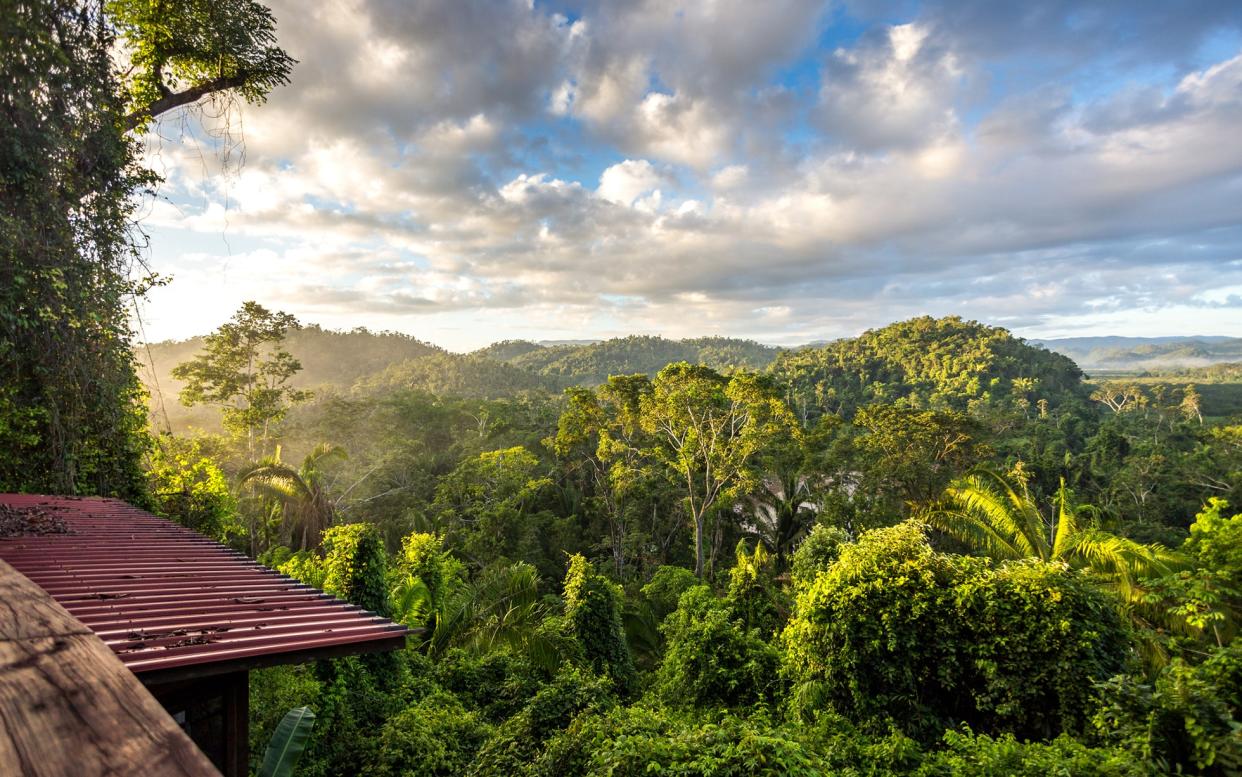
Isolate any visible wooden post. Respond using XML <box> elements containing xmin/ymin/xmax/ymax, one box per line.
<box><xmin>223</xmin><ymin>671</ymin><xmax>249</xmax><ymax>777</ymax></box>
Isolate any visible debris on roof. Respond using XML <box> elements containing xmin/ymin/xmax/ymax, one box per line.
<box><xmin>0</xmin><ymin>494</ymin><xmax>409</xmax><ymax>682</ymax></box>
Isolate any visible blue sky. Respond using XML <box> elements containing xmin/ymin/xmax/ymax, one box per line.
<box><xmin>137</xmin><ymin>0</ymin><xmax>1242</xmax><ymax>350</ymax></box>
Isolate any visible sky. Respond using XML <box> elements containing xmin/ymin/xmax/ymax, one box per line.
<box><xmin>136</xmin><ymin>0</ymin><xmax>1242</xmax><ymax>351</ymax></box>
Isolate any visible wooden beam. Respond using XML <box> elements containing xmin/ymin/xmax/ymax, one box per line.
<box><xmin>224</xmin><ymin>672</ymin><xmax>249</xmax><ymax>777</ymax></box>
<box><xmin>0</xmin><ymin>560</ymin><xmax>220</xmax><ymax>777</ymax></box>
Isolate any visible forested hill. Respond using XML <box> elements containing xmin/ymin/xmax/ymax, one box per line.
<box><xmin>139</xmin><ymin>328</ymin><xmax>784</xmax><ymax>432</ymax></box>
<box><xmin>471</xmin><ymin>335</ymin><xmax>782</xmax><ymax>384</ymax></box>
<box><xmin>1035</xmin><ymin>335</ymin><xmax>1242</xmax><ymax>370</ymax></box>
<box><xmin>140</xmin><ymin>326</ymin><xmax>446</xmax><ymax>431</ymax></box>
<box><xmin>771</xmin><ymin>316</ymin><xmax>1087</xmax><ymax>419</ymax></box>
<box><xmin>141</xmin><ymin>325</ymin><xmax>443</xmax><ymax>394</ymax></box>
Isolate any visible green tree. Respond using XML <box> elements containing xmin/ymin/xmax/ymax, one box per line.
<box><xmin>1</xmin><ymin>0</ymin><xmax>293</xmax><ymax>498</ymax></box>
<box><xmin>1181</xmin><ymin>384</ymin><xmax>1204</xmax><ymax>424</ymax></box>
<box><xmin>564</xmin><ymin>554</ymin><xmax>636</xmax><ymax>694</ymax></box>
<box><xmin>782</xmin><ymin>522</ymin><xmax>1130</xmax><ymax>740</ymax></box>
<box><xmin>726</xmin><ymin>540</ymin><xmax>784</xmax><ymax>636</ymax></box>
<box><xmin>173</xmin><ymin>301</ymin><xmax>309</xmax><ymax>455</ymax></box>
<box><xmin>108</xmin><ymin>0</ymin><xmax>295</xmax><ymax>131</ymax></box>
<box><xmin>853</xmin><ymin>404</ymin><xmax>987</xmax><ymax>507</ymax></box>
<box><xmin>321</xmin><ymin>522</ymin><xmax>389</xmax><ymax>616</ymax></box>
<box><xmin>925</xmin><ymin>468</ymin><xmax>1183</xmax><ymax>605</ymax></box>
<box><xmin>641</xmin><ymin>364</ymin><xmax>798</xmax><ymax>576</ymax></box>
<box><xmin>551</xmin><ymin>375</ymin><xmax>666</xmax><ymax>575</ymax></box>
<box><xmin>432</xmin><ymin>446</ymin><xmax>557</xmax><ymax>570</ymax></box>
<box><xmin>1093</xmin><ymin>644</ymin><xmax>1242</xmax><ymax>776</ymax></box>
<box><xmin>788</xmin><ymin>523</ymin><xmax>850</xmax><ymax>588</ymax></box>
<box><xmin>145</xmin><ymin>434</ymin><xmax>239</xmax><ymax>541</ymax></box>
<box><xmin>655</xmin><ymin>584</ymin><xmax>782</xmax><ymax>709</ymax></box>
<box><xmin>240</xmin><ymin>442</ymin><xmax>347</xmax><ymax>551</ymax></box>
<box><xmin>422</xmin><ymin>561</ymin><xmax>565</xmax><ymax>667</ymax></box>
<box><xmin>1</xmin><ymin>0</ymin><xmax>153</xmax><ymax>498</ymax></box>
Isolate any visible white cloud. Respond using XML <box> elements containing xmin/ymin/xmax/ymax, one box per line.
<box><xmin>818</xmin><ymin>22</ymin><xmax>965</xmax><ymax>151</ymax></box>
<box><xmin>597</xmin><ymin>159</ymin><xmax>662</xmax><ymax>206</ymax></box>
<box><xmin>135</xmin><ymin>0</ymin><xmax>1242</xmax><ymax>348</ymax></box>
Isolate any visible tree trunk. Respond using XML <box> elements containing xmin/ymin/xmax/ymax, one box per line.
<box><xmin>693</xmin><ymin>512</ymin><xmax>704</xmax><ymax>577</ymax></box>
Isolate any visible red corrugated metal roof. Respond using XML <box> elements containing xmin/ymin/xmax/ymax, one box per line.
<box><xmin>0</xmin><ymin>494</ymin><xmax>408</xmax><ymax>681</ymax></box>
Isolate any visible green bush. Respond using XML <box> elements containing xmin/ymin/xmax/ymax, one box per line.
<box><xmin>563</xmin><ymin>554</ymin><xmax>636</xmax><ymax>694</ymax></box>
<box><xmin>789</xmin><ymin>523</ymin><xmax>851</xmax><ymax>588</ymax></box>
<box><xmin>145</xmin><ymin>435</ymin><xmax>240</xmax><ymax>542</ymax></box>
<box><xmin>275</xmin><ymin>549</ymin><xmax>327</xmax><ymax>589</ymax></box>
<box><xmin>300</xmin><ymin>656</ymin><xmax>404</xmax><ymax>777</ymax></box>
<box><xmin>726</xmin><ymin>540</ymin><xmax>785</xmax><ymax>636</ymax></box>
<box><xmin>1093</xmin><ymin>644</ymin><xmax>1242</xmax><ymax>775</ymax></box>
<box><xmin>322</xmin><ymin>523</ymin><xmax>389</xmax><ymax>615</ymax></box>
<box><xmin>656</xmin><ymin>586</ymin><xmax>782</xmax><ymax>709</ymax></box>
<box><xmin>248</xmin><ymin>665</ymin><xmax>323</xmax><ymax>772</ymax></box>
<box><xmin>434</xmin><ymin>649</ymin><xmax>544</xmax><ymax>723</ymax></box>
<box><xmin>536</xmin><ymin>706</ymin><xmax>827</xmax><ymax>777</ymax></box>
<box><xmin>782</xmin><ymin>522</ymin><xmax>1129</xmax><ymax>740</ymax></box>
<box><xmin>398</xmin><ymin>531</ymin><xmax>449</xmax><ymax>609</ymax></box>
<box><xmin>373</xmin><ymin>692</ymin><xmax>492</xmax><ymax>777</ymax></box>
<box><xmin>641</xmin><ymin>565</ymin><xmax>700</xmax><ymax>619</ymax></box>
<box><xmin>916</xmin><ymin>729</ymin><xmax>1145</xmax><ymax>776</ymax></box>
<box><xmin>468</xmin><ymin>666</ymin><xmax>613</xmax><ymax>776</ymax></box>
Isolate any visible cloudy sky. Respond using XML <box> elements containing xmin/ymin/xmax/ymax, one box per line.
<box><xmin>137</xmin><ymin>0</ymin><xmax>1242</xmax><ymax>350</ymax></box>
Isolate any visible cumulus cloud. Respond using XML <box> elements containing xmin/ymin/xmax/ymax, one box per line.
<box><xmin>136</xmin><ymin>0</ymin><xmax>1242</xmax><ymax>347</ymax></box>
<box><xmin>817</xmin><ymin>23</ymin><xmax>966</xmax><ymax>151</ymax></box>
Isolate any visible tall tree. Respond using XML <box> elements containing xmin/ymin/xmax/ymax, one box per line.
<box><xmin>1</xmin><ymin>0</ymin><xmax>154</xmax><ymax>497</ymax></box>
<box><xmin>641</xmin><ymin>363</ymin><xmax>798</xmax><ymax>577</ymax></box>
<box><xmin>0</xmin><ymin>0</ymin><xmax>292</xmax><ymax>497</ymax></box>
<box><xmin>172</xmin><ymin>301</ymin><xmax>308</xmax><ymax>455</ymax></box>
<box><xmin>551</xmin><ymin>375</ymin><xmax>663</xmax><ymax>576</ymax></box>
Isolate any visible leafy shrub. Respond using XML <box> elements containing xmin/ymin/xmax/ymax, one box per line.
<box><xmin>726</xmin><ymin>540</ymin><xmax>785</xmax><ymax>636</ymax></box>
<box><xmin>657</xmin><ymin>586</ymin><xmax>782</xmax><ymax>709</ymax></box>
<box><xmin>916</xmin><ymin>729</ymin><xmax>1145</xmax><ymax>776</ymax></box>
<box><xmin>399</xmin><ymin>531</ymin><xmax>448</xmax><ymax>609</ymax></box>
<box><xmin>275</xmin><ymin>549</ymin><xmax>327</xmax><ymax>589</ymax></box>
<box><xmin>641</xmin><ymin>565</ymin><xmax>700</xmax><ymax>619</ymax></box>
<box><xmin>373</xmin><ymin>692</ymin><xmax>492</xmax><ymax>777</ymax></box>
<box><xmin>300</xmin><ymin>656</ymin><xmax>404</xmax><ymax>777</ymax></box>
<box><xmin>145</xmin><ymin>435</ymin><xmax>240</xmax><ymax>542</ymax></box>
<box><xmin>468</xmin><ymin>666</ymin><xmax>613</xmax><ymax>776</ymax></box>
<box><xmin>563</xmin><ymin>554</ymin><xmax>636</xmax><ymax>694</ymax></box>
<box><xmin>1093</xmin><ymin>644</ymin><xmax>1242</xmax><ymax>775</ymax></box>
<box><xmin>789</xmin><ymin>523</ymin><xmax>850</xmax><ymax>588</ymax></box>
<box><xmin>536</xmin><ymin>706</ymin><xmax>828</xmax><ymax>777</ymax></box>
<box><xmin>434</xmin><ymin>649</ymin><xmax>545</xmax><ymax>723</ymax></box>
<box><xmin>249</xmin><ymin>665</ymin><xmax>323</xmax><ymax>771</ymax></box>
<box><xmin>322</xmin><ymin>522</ymin><xmax>389</xmax><ymax>615</ymax></box>
<box><xmin>782</xmin><ymin>522</ymin><xmax>1129</xmax><ymax>740</ymax></box>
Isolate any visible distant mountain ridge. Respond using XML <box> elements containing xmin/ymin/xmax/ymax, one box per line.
<box><xmin>1032</xmin><ymin>336</ymin><xmax>1242</xmax><ymax>370</ymax></box>
<box><xmin>470</xmin><ymin>335</ymin><xmax>782</xmax><ymax>384</ymax></box>
<box><xmin>137</xmin><ymin>323</ymin><xmax>1241</xmax><ymax>435</ymax></box>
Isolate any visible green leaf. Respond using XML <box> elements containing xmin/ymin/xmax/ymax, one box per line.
<box><xmin>258</xmin><ymin>706</ymin><xmax>316</xmax><ymax>777</ymax></box>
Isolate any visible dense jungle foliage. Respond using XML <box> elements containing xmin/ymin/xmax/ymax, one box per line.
<box><xmin>140</xmin><ymin>307</ymin><xmax>1242</xmax><ymax>776</ymax></box>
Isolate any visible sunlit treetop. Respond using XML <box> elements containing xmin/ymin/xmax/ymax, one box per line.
<box><xmin>106</xmin><ymin>0</ymin><xmax>294</xmax><ymax>131</ymax></box>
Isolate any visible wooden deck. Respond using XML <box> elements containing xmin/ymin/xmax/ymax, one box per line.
<box><xmin>0</xmin><ymin>559</ymin><xmax>220</xmax><ymax>777</ymax></box>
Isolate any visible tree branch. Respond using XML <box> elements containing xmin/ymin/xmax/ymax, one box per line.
<box><xmin>124</xmin><ymin>72</ymin><xmax>251</xmax><ymax>131</ymax></box>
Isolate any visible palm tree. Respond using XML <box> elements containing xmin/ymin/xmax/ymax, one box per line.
<box><xmin>240</xmin><ymin>443</ymin><xmax>348</xmax><ymax>551</ymax></box>
<box><xmin>746</xmin><ymin>469</ymin><xmax>816</xmax><ymax>571</ymax></box>
<box><xmin>924</xmin><ymin>468</ymin><xmax>1185</xmax><ymax>605</ymax></box>
<box><xmin>420</xmin><ymin>562</ymin><xmax>570</xmax><ymax>670</ymax></box>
